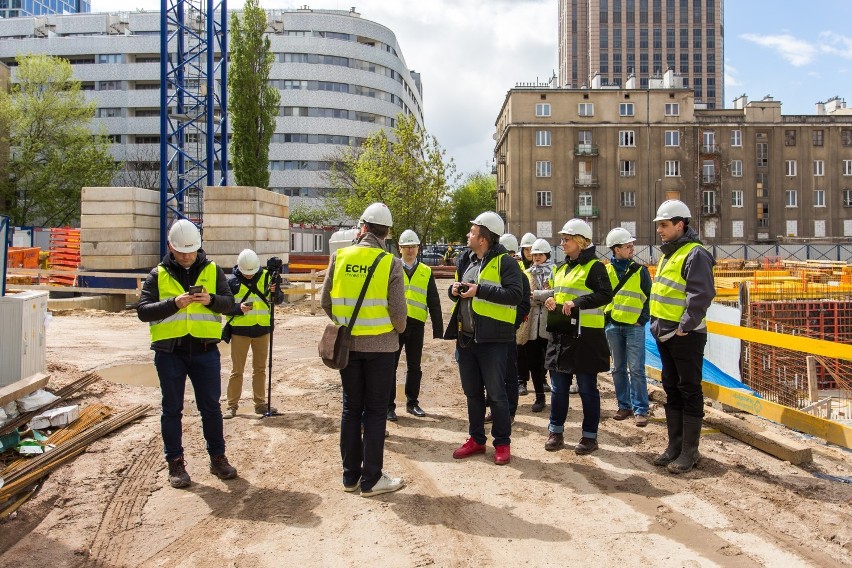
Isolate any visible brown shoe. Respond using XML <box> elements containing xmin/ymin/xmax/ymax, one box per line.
<box><xmin>209</xmin><ymin>454</ymin><xmax>238</xmax><ymax>480</ymax></box>
<box><xmin>167</xmin><ymin>456</ymin><xmax>191</xmax><ymax>488</ymax></box>
<box><xmin>574</xmin><ymin>437</ymin><xmax>599</xmax><ymax>455</ymax></box>
<box><xmin>635</xmin><ymin>414</ymin><xmax>649</xmax><ymax>427</ymax></box>
<box><xmin>613</xmin><ymin>408</ymin><xmax>632</xmax><ymax>421</ymax></box>
<box><xmin>544</xmin><ymin>432</ymin><xmax>564</xmax><ymax>451</ymax></box>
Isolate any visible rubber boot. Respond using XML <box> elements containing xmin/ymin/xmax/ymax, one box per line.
<box><xmin>652</xmin><ymin>406</ymin><xmax>683</xmax><ymax>466</ymax></box>
<box><xmin>667</xmin><ymin>414</ymin><xmax>702</xmax><ymax>474</ymax></box>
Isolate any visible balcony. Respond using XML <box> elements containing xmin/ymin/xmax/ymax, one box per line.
<box><xmin>700</xmin><ymin>144</ymin><xmax>720</xmax><ymax>155</ymax></box>
<box><xmin>574</xmin><ymin>143</ymin><xmax>598</xmax><ymax>156</ymax></box>
<box><xmin>757</xmin><ymin>218</ymin><xmax>770</xmax><ymax>228</ymax></box>
<box><xmin>575</xmin><ymin>205</ymin><xmax>600</xmax><ymax>218</ymax></box>
<box><xmin>497</xmin><ymin>154</ymin><xmax>506</xmax><ymax>164</ymax></box>
<box><xmin>701</xmin><ymin>174</ymin><xmax>720</xmax><ymax>185</ymax></box>
<box><xmin>498</xmin><ymin>184</ymin><xmax>506</xmax><ymax>193</ymax></box>
<box><xmin>702</xmin><ymin>204</ymin><xmax>719</xmax><ymax>215</ymax></box>
<box><xmin>574</xmin><ymin>176</ymin><xmax>599</xmax><ymax>187</ymax></box>
<box><xmin>491</xmin><ymin>164</ymin><xmax>497</xmax><ymax>175</ymax></box>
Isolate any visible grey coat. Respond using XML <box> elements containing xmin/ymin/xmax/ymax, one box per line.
<box><xmin>527</xmin><ymin>259</ymin><xmax>553</xmax><ymax>341</ymax></box>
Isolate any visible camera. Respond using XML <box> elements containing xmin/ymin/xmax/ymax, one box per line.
<box><xmin>266</xmin><ymin>256</ymin><xmax>284</xmax><ymax>289</ymax></box>
<box><xmin>458</xmin><ymin>283</ymin><xmax>471</xmax><ymax>294</ymax></box>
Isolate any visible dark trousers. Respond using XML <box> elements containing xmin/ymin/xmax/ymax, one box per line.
<box><xmin>390</xmin><ymin>320</ymin><xmax>425</xmax><ymax>411</ymax></box>
<box><xmin>505</xmin><ymin>342</ymin><xmax>519</xmax><ymax>416</ymax></box>
<box><xmin>456</xmin><ymin>341</ymin><xmax>512</xmax><ymax>447</ymax></box>
<box><xmin>517</xmin><ymin>343</ymin><xmax>531</xmax><ymax>385</ymax></box>
<box><xmin>340</xmin><ymin>351</ymin><xmax>395</xmax><ymax>492</ymax></box>
<box><xmin>656</xmin><ymin>332</ymin><xmax>707</xmax><ymax>418</ymax></box>
<box><xmin>155</xmin><ymin>345</ymin><xmax>225</xmax><ymax>462</ymax></box>
<box><xmin>523</xmin><ymin>336</ymin><xmax>549</xmax><ymax>395</ymax></box>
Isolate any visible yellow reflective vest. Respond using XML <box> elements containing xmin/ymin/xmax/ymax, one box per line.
<box><xmin>330</xmin><ymin>246</ymin><xmax>394</xmax><ymax>336</ymax></box>
<box><xmin>471</xmin><ymin>254</ymin><xmax>516</xmax><ymax>324</ymax></box>
<box><xmin>232</xmin><ymin>270</ymin><xmax>271</xmax><ymax>328</ymax></box>
<box><xmin>404</xmin><ymin>262</ymin><xmax>431</xmax><ymax>322</ymax></box>
<box><xmin>550</xmin><ymin>259</ymin><xmax>605</xmax><ymax>328</ymax></box>
<box><xmin>650</xmin><ymin>242</ymin><xmax>705</xmax><ymax>329</ymax></box>
<box><xmin>605</xmin><ymin>263</ymin><xmax>647</xmax><ymax>325</ymax></box>
<box><xmin>150</xmin><ymin>262</ymin><xmax>222</xmax><ymax>342</ymax></box>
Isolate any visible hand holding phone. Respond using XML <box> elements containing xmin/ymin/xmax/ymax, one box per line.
<box><xmin>188</xmin><ymin>285</ymin><xmax>203</xmax><ymax>295</ymax></box>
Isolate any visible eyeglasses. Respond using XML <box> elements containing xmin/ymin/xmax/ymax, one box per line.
<box><xmin>559</xmin><ymin>237</ymin><xmax>573</xmax><ymax>243</ymax></box>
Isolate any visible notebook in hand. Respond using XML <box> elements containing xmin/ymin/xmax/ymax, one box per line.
<box><xmin>545</xmin><ymin>304</ymin><xmax>581</xmax><ymax>337</ymax></box>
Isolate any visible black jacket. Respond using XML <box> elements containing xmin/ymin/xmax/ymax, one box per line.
<box><xmin>443</xmin><ymin>243</ymin><xmax>524</xmax><ymax>343</ymax></box>
<box><xmin>225</xmin><ymin>267</ymin><xmax>285</xmax><ymax>338</ymax></box>
<box><xmin>136</xmin><ymin>250</ymin><xmax>234</xmax><ymax>352</ymax></box>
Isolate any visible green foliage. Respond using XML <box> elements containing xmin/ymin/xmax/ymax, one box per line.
<box><xmin>326</xmin><ymin>114</ymin><xmax>457</xmax><ymax>243</ymax></box>
<box><xmin>228</xmin><ymin>0</ymin><xmax>279</xmax><ymax>188</ymax></box>
<box><xmin>433</xmin><ymin>172</ymin><xmax>497</xmax><ymax>242</ymax></box>
<box><xmin>0</xmin><ymin>54</ymin><xmax>118</xmax><ymax>227</ymax></box>
<box><xmin>289</xmin><ymin>201</ymin><xmax>340</xmax><ymax>226</ymax></box>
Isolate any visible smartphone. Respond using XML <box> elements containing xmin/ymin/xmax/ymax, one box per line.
<box><xmin>188</xmin><ymin>285</ymin><xmax>203</xmax><ymax>295</ymax></box>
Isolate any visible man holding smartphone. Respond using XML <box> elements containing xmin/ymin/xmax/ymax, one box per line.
<box><xmin>137</xmin><ymin>219</ymin><xmax>236</xmax><ymax>489</ymax></box>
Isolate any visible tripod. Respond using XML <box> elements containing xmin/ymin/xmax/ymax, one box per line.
<box><xmin>261</xmin><ymin>265</ymin><xmax>282</xmax><ymax>418</ymax></box>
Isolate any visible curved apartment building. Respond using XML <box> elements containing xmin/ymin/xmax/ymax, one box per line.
<box><xmin>0</xmin><ymin>7</ymin><xmax>424</xmax><ymax>208</ymax></box>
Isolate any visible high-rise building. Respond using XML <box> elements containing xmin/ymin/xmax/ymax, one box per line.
<box><xmin>558</xmin><ymin>0</ymin><xmax>723</xmax><ymax>109</ymax></box>
<box><xmin>0</xmin><ymin>1</ymin><xmax>90</xmax><ymax>19</ymax></box>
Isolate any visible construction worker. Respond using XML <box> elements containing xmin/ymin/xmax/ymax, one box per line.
<box><xmin>604</xmin><ymin>228</ymin><xmax>652</xmax><ymax>427</ymax></box>
<box><xmin>388</xmin><ymin>229</ymin><xmax>443</xmax><ymax>420</ymax></box>
<box><xmin>445</xmin><ymin>211</ymin><xmax>523</xmax><ymax>466</ymax></box>
<box><xmin>321</xmin><ymin>202</ymin><xmax>407</xmax><ymax>497</ymax></box>
<box><xmin>137</xmin><ymin>219</ymin><xmax>237</xmax><ymax>489</ymax></box>
<box><xmin>542</xmin><ymin>219</ymin><xmax>613</xmax><ymax>454</ymax></box>
<box><xmin>223</xmin><ymin>249</ymin><xmax>284</xmax><ymax>418</ymax></box>
<box><xmin>650</xmin><ymin>200</ymin><xmax>716</xmax><ymax>474</ymax></box>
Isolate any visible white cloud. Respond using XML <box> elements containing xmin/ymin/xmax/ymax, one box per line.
<box><xmin>724</xmin><ymin>63</ymin><xmax>741</xmax><ymax>87</ymax></box>
<box><xmin>818</xmin><ymin>31</ymin><xmax>852</xmax><ymax>59</ymax></box>
<box><xmin>740</xmin><ymin>33</ymin><xmax>818</xmax><ymax>67</ymax></box>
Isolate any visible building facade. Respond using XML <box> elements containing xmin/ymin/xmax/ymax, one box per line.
<box><xmin>0</xmin><ymin>8</ymin><xmax>424</xmax><ymax>216</ymax></box>
<box><xmin>0</xmin><ymin>0</ymin><xmax>90</xmax><ymax>19</ymax></box>
<box><xmin>558</xmin><ymin>0</ymin><xmax>723</xmax><ymax>108</ymax></box>
<box><xmin>494</xmin><ymin>78</ymin><xmax>852</xmax><ymax>247</ymax></box>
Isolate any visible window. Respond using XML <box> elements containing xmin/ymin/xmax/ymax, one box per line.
<box><xmin>619</xmin><ymin>102</ymin><xmax>635</xmax><ymax>116</ymax></box>
<box><xmin>620</xmin><ymin>191</ymin><xmax>636</xmax><ymax>207</ymax></box>
<box><xmin>578</xmin><ymin>192</ymin><xmax>593</xmax><ymax>212</ymax></box>
<box><xmin>731</xmin><ymin>130</ymin><xmax>742</xmax><ymax>147</ymax></box>
<box><xmin>702</xmin><ymin>190</ymin><xmax>716</xmax><ymax>214</ymax></box>
<box><xmin>845</xmin><ymin>160</ymin><xmax>852</xmax><ymax>176</ymax></box>
<box><xmin>702</xmin><ymin>131</ymin><xmax>715</xmax><ymax>152</ymax></box>
<box><xmin>98</xmin><ymin>54</ymin><xmax>122</xmax><ymax>64</ymax></box>
<box><xmin>732</xmin><ymin>190</ymin><xmax>743</xmax><ymax>208</ymax></box>
<box><xmin>313</xmin><ymin>234</ymin><xmax>324</xmax><ymax>253</ymax></box>
<box><xmin>536</xmin><ymin>191</ymin><xmax>552</xmax><ymax>207</ymax></box>
<box><xmin>702</xmin><ymin>161</ymin><xmax>715</xmax><ymax>183</ymax></box>
<box><xmin>731</xmin><ymin>160</ymin><xmax>742</xmax><ymax>177</ymax></box>
<box><xmin>814</xmin><ymin>190</ymin><xmax>825</xmax><ymax>207</ymax></box>
<box><xmin>96</xmin><ymin>107</ymin><xmax>121</xmax><ymax>118</ymax></box>
<box><xmin>813</xmin><ymin>130</ymin><xmax>824</xmax><ymax>146</ymax></box>
<box><xmin>814</xmin><ymin>160</ymin><xmax>824</xmax><ymax>177</ymax></box>
<box><xmin>106</xmin><ymin>134</ymin><xmax>122</xmax><ymax>144</ymax></box>
<box><xmin>664</xmin><ymin>103</ymin><xmax>679</xmax><ymax>116</ymax></box>
<box><xmin>842</xmin><ymin>129</ymin><xmax>852</xmax><ymax>147</ymax></box>
<box><xmin>619</xmin><ymin>130</ymin><xmax>636</xmax><ymax>146</ymax></box>
<box><xmin>786</xmin><ymin>190</ymin><xmax>798</xmax><ymax>207</ymax></box>
<box><xmin>98</xmin><ymin>81</ymin><xmax>121</xmax><ymax>91</ymax></box>
<box><xmin>578</xmin><ymin>103</ymin><xmax>594</xmax><ymax>116</ymax></box>
<box><xmin>756</xmin><ymin>143</ymin><xmax>768</xmax><ymax>167</ymax></box>
<box><xmin>664</xmin><ymin>160</ymin><xmax>680</xmax><ymax>177</ymax></box>
<box><xmin>665</xmin><ymin>130</ymin><xmax>680</xmax><ymax>147</ymax></box>
<box><xmin>536</xmin><ymin>130</ymin><xmax>551</xmax><ymax>146</ymax></box>
<box><xmin>785</xmin><ymin>160</ymin><xmax>797</xmax><ymax>177</ymax></box>
<box><xmin>844</xmin><ymin>189</ymin><xmax>852</xmax><ymax>207</ymax></box>
<box><xmin>536</xmin><ymin>161</ymin><xmax>551</xmax><ymax>177</ymax></box>
<box><xmin>785</xmin><ymin>130</ymin><xmax>797</xmax><ymax>146</ymax></box>
<box><xmin>578</xmin><ymin>130</ymin><xmax>592</xmax><ymax>144</ymax></box>
<box><xmin>620</xmin><ymin>160</ymin><xmax>636</xmax><ymax>177</ymax></box>
<box><xmin>535</xmin><ymin>103</ymin><xmax>551</xmax><ymax>117</ymax></box>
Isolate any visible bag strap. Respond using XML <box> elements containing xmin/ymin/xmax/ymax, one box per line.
<box><xmin>611</xmin><ymin>262</ymin><xmax>641</xmax><ymax>297</ymax></box>
<box><xmin>347</xmin><ymin>252</ymin><xmax>387</xmax><ymax>329</ymax></box>
<box><xmin>225</xmin><ymin>273</ymin><xmax>266</xmax><ymax>326</ymax></box>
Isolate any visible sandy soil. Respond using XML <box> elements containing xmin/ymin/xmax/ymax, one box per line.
<box><xmin>0</xmin><ymin>280</ymin><xmax>850</xmax><ymax>567</ymax></box>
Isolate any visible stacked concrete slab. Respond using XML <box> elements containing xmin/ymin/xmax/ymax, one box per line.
<box><xmin>80</xmin><ymin>187</ymin><xmax>161</xmax><ymax>270</ymax></box>
<box><xmin>202</xmin><ymin>186</ymin><xmax>289</xmax><ymax>270</ymax></box>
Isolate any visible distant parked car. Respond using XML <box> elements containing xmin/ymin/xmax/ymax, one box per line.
<box><xmin>420</xmin><ymin>251</ymin><xmax>443</xmax><ymax>266</ymax></box>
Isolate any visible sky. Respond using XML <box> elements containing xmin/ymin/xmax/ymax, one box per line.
<box><xmin>90</xmin><ymin>0</ymin><xmax>852</xmax><ymax>179</ymax></box>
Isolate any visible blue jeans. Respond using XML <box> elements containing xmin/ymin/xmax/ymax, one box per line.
<box><xmin>456</xmin><ymin>341</ymin><xmax>512</xmax><ymax>447</ymax></box>
<box><xmin>605</xmin><ymin>323</ymin><xmax>650</xmax><ymax>416</ymax></box>
<box><xmin>340</xmin><ymin>351</ymin><xmax>395</xmax><ymax>491</ymax></box>
<box><xmin>155</xmin><ymin>346</ymin><xmax>225</xmax><ymax>462</ymax></box>
<box><xmin>548</xmin><ymin>371</ymin><xmax>600</xmax><ymax>439</ymax></box>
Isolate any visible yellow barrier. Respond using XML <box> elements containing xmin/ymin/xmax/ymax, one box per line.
<box><xmin>706</xmin><ymin>321</ymin><xmax>852</xmax><ymax>362</ymax></box>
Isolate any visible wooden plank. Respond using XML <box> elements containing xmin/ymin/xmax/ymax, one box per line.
<box><xmin>806</xmin><ymin>356</ymin><xmax>819</xmax><ymax>403</ymax></box>
<box><xmin>0</xmin><ymin>373</ymin><xmax>50</xmax><ymax>407</ymax></box>
<box><xmin>702</xmin><ymin>406</ymin><xmax>813</xmax><ymax>465</ymax></box>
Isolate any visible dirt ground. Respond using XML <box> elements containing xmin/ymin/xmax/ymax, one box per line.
<box><xmin>1</xmin><ymin>280</ymin><xmax>850</xmax><ymax>567</ymax></box>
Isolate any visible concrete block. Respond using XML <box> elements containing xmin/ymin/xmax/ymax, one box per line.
<box><xmin>82</xmin><ymin>241</ymin><xmax>160</xmax><ymax>256</ymax></box>
<box><xmin>203</xmin><ymin>199</ymin><xmax>288</xmax><ymax>217</ymax></box>
<box><xmin>82</xmin><ymin>186</ymin><xmax>160</xmax><ymax>204</ymax></box>
<box><xmin>204</xmin><ymin>185</ymin><xmax>288</xmax><ymax>206</ymax></box>
<box><xmin>81</xmin><ymin>255</ymin><xmax>161</xmax><ymax>271</ymax></box>
<box><xmin>212</xmin><ymin>253</ymin><xmax>289</xmax><ymax>270</ymax></box>
<box><xmin>81</xmin><ymin>199</ymin><xmax>160</xmax><ymax>217</ymax></box>
<box><xmin>203</xmin><ymin>240</ymin><xmax>287</xmax><ymax>255</ymax></box>
<box><xmin>203</xmin><ymin>226</ymin><xmax>289</xmax><ymax>242</ymax></box>
<box><xmin>203</xmin><ymin>213</ymin><xmax>287</xmax><ymax>229</ymax></box>
<box><xmin>81</xmin><ymin>227</ymin><xmax>160</xmax><ymax>242</ymax></box>
<box><xmin>80</xmin><ymin>214</ymin><xmax>159</xmax><ymax>230</ymax></box>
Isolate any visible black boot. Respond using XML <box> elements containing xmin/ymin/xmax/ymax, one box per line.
<box><xmin>531</xmin><ymin>394</ymin><xmax>546</xmax><ymax>412</ymax></box>
<box><xmin>667</xmin><ymin>414</ymin><xmax>702</xmax><ymax>474</ymax></box>
<box><xmin>652</xmin><ymin>406</ymin><xmax>683</xmax><ymax>466</ymax></box>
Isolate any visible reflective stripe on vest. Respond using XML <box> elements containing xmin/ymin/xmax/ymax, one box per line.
<box><xmin>404</xmin><ymin>262</ymin><xmax>431</xmax><ymax>322</ymax></box>
<box><xmin>550</xmin><ymin>259</ymin><xmax>605</xmax><ymax>328</ymax></box>
<box><xmin>330</xmin><ymin>246</ymin><xmax>394</xmax><ymax>336</ymax></box>
<box><xmin>605</xmin><ymin>263</ymin><xmax>647</xmax><ymax>324</ymax></box>
<box><xmin>150</xmin><ymin>262</ymin><xmax>222</xmax><ymax>341</ymax></box>
<box><xmin>650</xmin><ymin>242</ymin><xmax>705</xmax><ymax>330</ymax></box>
<box><xmin>471</xmin><ymin>253</ymin><xmax>517</xmax><ymax>325</ymax></box>
<box><xmin>231</xmin><ymin>269</ymin><xmax>271</xmax><ymax>327</ymax></box>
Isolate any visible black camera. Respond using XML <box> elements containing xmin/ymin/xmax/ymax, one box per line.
<box><xmin>458</xmin><ymin>283</ymin><xmax>471</xmax><ymax>294</ymax></box>
<box><xmin>266</xmin><ymin>256</ymin><xmax>284</xmax><ymax>273</ymax></box>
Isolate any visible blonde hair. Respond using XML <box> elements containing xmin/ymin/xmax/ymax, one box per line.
<box><xmin>569</xmin><ymin>234</ymin><xmax>591</xmax><ymax>249</ymax></box>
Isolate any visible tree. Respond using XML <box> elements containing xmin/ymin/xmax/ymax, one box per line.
<box><xmin>0</xmin><ymin>54</ymin><xmax>118</xmax><ymax>226</ymax></box>
<box><xmin>326</xmin><ymin>113</ymin><xmax>457</xmax><ymax>242</ymax></box>
<box><xmin>433</xmin><ymin>172</ymin><xmax>497</xmax><ymax>242</ymax></box>
<box><xmin>113</xmin><ymin>144</ymin><xmax>160</xmax><ymax>189</ymax></box>
<box><xmin>228</xmin><ymin>0</ymin><xmax>279</xmax><ymax>188</ymax></box>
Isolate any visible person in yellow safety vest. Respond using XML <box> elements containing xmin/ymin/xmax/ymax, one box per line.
<box><xmin>649</xmin><ymin>200</ymin><xmax>716</xmax><ymax>474</ymax></box>
<box><xmin>541</xmin><ymin>219</ymin><xmax>613</xmax><ymax>455</ymax></box>
<box><xmin>444</xmin><ymin>211</ymin><xmax>524</xmax><ymax>466</ymax></box>
<box><xmin>321</xmin><ymin>202</ymin><xmax>408</xmax><ymax>497</ymax></box>
<box><xmin>603</xmin><ymin>227</ymin><xmax>652</xmax><ymax>428</ymax></box>
<box><xmin>223</xmin><ymin>249</ymin><xmax>285</xmax><ymax>419</ymax></box>
<box><xmin>136</xmin><ymin>219</ymin><xmax>237</xmax><ymax>489</ymax></box>
<box><xmin>387</xmin><ymin>229</ymin><xmax>444</xmax><ymax>421</ymax></box>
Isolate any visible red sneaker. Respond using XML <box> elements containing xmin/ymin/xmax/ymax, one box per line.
<box><xmin>452</xmin><ymin>437</ymin><xmax>486</xmax><ymax>459</ymax></box>
<box><xmin>494</xmin><ymin>444</ymin><xmax>511</xmax><ymax>465</ymax></box>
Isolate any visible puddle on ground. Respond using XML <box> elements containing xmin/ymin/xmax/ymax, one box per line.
<box><xmin>98</xmin><ymin>363</ymin><xmax>160</xmax><ymax>387</ymax></box>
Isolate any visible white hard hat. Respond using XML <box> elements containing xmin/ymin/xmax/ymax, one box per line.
<box><xmin>653</xmin><ymin>199</ymin><xmax>692</xmax><ymax>222</ymax></box>
<box><xmin>237</xmin><ymin>249</ymin><xmax>260</xmax><ymax>276</ymax></box>
<box><xmin>168</xmin><ymin>219</ymin><xmax>201</xmax><ymax>253</ymax></box>
<box><xmin>531</xmin><ymin>238</ymin><xmax>551</xmax><ymax>255</ymax></box>
<box><xmin>499</xmin><ymin>233</ymin><xmax>519</xmax><ymax>252</ymax></box>
<box><xmin>470</xmin><ymin>211</ymin><xmax>505</xmax><ymax>236</ymax></box>
<box><xmin>558</xmin><ymin>218</ymin><xmax>592</xmax><ymax>240</ymax></box>
<box><xmin>398</xmin><ymin>229</ymin><xmax>420</xmax><ymax>246</ymax></box>
<box><xmin>360</xmin><ymin>202</ymin><xmax>393</xmax><ymax>227</ymax></box>
<box><xmin>519</xmin><ymin>232</ymin><xmax>537</xmax><ymax>248</ymax></box>
<box><xmin>605</xmin><ymin>227</ymin><xmax>636</xmax><ymax>248</ymax></box>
